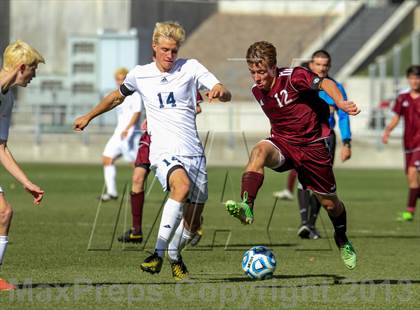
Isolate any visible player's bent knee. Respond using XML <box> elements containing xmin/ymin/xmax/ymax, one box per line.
<box><xmin>248</xmin><ymin>146</ymin><xmax>268</xmax><ymax>168</ymax></box>
<box><xmin>0</xmin><ymin>204</ymin><xmax>13</xmax><ymax>226</ymax></box>
<box><xmin>317</xmin><ymin>195</ymin><xmax>339</xmax><ymax>213</ymax></box>
<box><xmin>102</xmin><ymin>156</ymin><xmax>113</xmax><ymax>166</ymax></box>
<box><xmin>170</xmin><ymin>179</ymin><xmax>190</xmax><ymax>201</ymax></box>
<box><xmin>132</xmin><ymin>174</ymin><xmax>145</xmax><ymax>189</ymax></box>
<box><xmin>174</xmin><ymin>182</ymin><xmax>190</xmax><ymax>197</ymax></box>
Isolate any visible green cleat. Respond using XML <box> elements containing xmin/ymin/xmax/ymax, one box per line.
<box><xmin>225</xmin><ymin>192</ymin><xmax>254</xmax><ymax>225</ymax></box>
<box><xmin>340</xmin><ymin>241</ymin><xmax>357</xmax><ymax>270</ymax></box>
<box><xmin>397</xmin><ymin>211</ymin><xmax>414</xmax><ymax>222</ymax></box>
<box><xmin>140</xmin><ymin>252</ymin><xmax>163</xmax><ymax>274</ymax></box>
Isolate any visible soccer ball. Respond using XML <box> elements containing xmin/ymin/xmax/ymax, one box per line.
<box><xmin>242</xmin><ymin>246</ymin><xmax>276</xmax><ymax>280</ymax></box>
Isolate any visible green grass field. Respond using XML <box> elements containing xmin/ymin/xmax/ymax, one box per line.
<box><xmin>0</xmin><ymin>164</ymin><xmax>419</xmax><ymax>309</ymax></box>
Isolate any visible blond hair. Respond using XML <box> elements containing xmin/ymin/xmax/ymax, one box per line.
<box><xmin>246</xmin><ymin>41</ymin><xmax>277</xmax><ymax>68</ymax></box>
<box><xmin>2</xmin><ymin>40</ymin><xmax>45</xmax><ymax>71</ymax></box>
<box><xmin>152</xmin><ymin>21</ymin><xmax>185</xmax><ymax>46</ymax></box>
<box><xmin>114</xmin><ymin>67</ymin><xmax>129</xmax><ymax>78</ymax></box>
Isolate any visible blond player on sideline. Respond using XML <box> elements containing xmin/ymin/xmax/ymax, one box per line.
<box><xmin>0</xmin><ymin>40</ymin><xmax>45</xmax><ymax>291</ymax></box>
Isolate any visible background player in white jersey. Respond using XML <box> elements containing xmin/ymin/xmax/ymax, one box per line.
<box><xmin>0</xmin><ymin>40</ymin><xmax>45</xmax><ymax>290</ymax></box>
<box><xmin>99</xmin><ymin>68</ymin><xmax>142</xmax><ymax>202</ymax></box>
<box><xmin>74</xmin><ymin>21</ymin><xmax>231</xmax><ymax>280</ymax></box>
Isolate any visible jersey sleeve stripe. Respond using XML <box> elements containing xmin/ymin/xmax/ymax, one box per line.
<box><xmin>119</xmin><ymin>84</ymin><xmax>135</xmax><ymax>97</ymax></box>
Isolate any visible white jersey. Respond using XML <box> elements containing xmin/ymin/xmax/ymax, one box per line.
<box><xmin>0</xmin><ymin>89</ymin><xmax>14</xmax><ymax>142</ymax></box>
<box><xmin>114</xmin><ymin>91</ymin><xmax>142</xmax><ymax>135</ymax></box>
<box><xmin>121</xmin><ymin>58</ymin><xmax>219</xmax><ymax>162</ymax></box>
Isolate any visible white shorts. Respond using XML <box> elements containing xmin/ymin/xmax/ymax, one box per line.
<box><xmin>102</xmin><ymin>132</ymin><xmax>141</xmax><ymax>162</ymax></box>
<box><xmin>0</xmin><ymin>185</ymin><xmax>3</xmax><ymax>193</ymax></box>
<box><xmin>152</xmin><ymin>155</ymin><xmax>208</xmax><ymax>204</ymax></box>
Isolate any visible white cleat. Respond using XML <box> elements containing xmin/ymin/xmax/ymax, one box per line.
<box><xmin>273</xmin><ymin>189</ymin><xmax>293</xmax><ymax>200</ymax></box>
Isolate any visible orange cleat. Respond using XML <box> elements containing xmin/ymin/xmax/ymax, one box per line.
<box><xmin>0</xmin><ymin>278</ymin><xmax>16</xmax><ymax>291</ymax></box>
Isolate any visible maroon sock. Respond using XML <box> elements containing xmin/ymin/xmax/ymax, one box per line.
<box><xmin>131</xmin><ymin>191</ymin><xmax>144</xmax><ymax>234</ymax></box>
<box><xmin>287</xmin><ymin>170</ymin><xmax>297</xmax><ymax>193</ymax></box>
<box><xmin>327</xmin><ymin>206</ymin><xmax>348</xmax><ymax>247</ymax></box>
<box><xmin>407</xmin><ymin>187</ymin><xmax>419</xmax><ymax>213</ymax></box>
<box><xmin>241</xmin><ymin>171</ymin><xmax>264</xmax><ymax>208</ymax></box>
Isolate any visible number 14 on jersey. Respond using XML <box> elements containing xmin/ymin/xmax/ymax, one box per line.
<box><xmin>158</xmin><ymin>92</ymin><xmax>176</xmax><ymax>108</ymax></box>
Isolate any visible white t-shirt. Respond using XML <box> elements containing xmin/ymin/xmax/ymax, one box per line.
<box><xmin>121</xmin><ymin>58</ymin><xmax>219</xmax><ymax>162</ymax></box>
<box><xmin>0</xmin><ymin>89</ymin><xmax>14</xmax><ymax>142</ymax></box>
<box><xmin>114</xmin><ymin>91</ymin><xmax>142</xmax><ymax>135</ymax></box>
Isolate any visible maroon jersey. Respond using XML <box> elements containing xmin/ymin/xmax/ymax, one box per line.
<box><xmin>393</xmin><ymin>91</ymin><xmax>420</xmax><ymax>152</ymax></box>
<box><xmin>196</xmin><ymin>91</ymin><xmax>203</xmax><ymax>104</ymax></box>
<box><xmin>252</xmin><ymin>67</ymin><xmax>330</xmax><ymax>146</ymax></box>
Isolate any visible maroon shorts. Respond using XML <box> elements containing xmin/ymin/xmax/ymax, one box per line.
<box><xmin>267</xmin><ymin>137</ymin><xmax>336</xmax><ymax>195</ymax></box>
<box><xmin>134</xmin><ymin>132</ymin><xmax>151</xmax><ymax>169</ymax></box>
<box><xmin>405</xmin><ymin>149</ymin><xmax>420</xmax><ymax>173</ymax></box>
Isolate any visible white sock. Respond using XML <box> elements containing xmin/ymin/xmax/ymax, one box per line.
<box><xmin>155</xmin><ymin>198</ymin><xmax>184</xmax><ymax>258</ymax></box>
<box><xmin>0</xmin><ymin>236</ymin><xmax>8</xmax><ymax>266</ymax></box>
<box><xmin>104</xmin><ymin>165</ymin><xmax>117</xmax><ymax>196</ymax></box>
<box><xmin>167</xmin><ymin>221</ymin><xmax>194</xmax><ymax>262</ymax></box>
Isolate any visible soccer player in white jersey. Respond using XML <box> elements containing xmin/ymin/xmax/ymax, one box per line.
<box><xmin>74</xmin><ymin>21</ymin><xmax>231</xmax><ymax>280</ymax></box>
<box><xmin>0</xmin><ymin>40</ymin><xmax>45</xmax><ymax>290</ymax></box>
<box><xmin>99</xmin><ymin>67</ymin><xmax>142</xmax><ymax>202</ymax></box>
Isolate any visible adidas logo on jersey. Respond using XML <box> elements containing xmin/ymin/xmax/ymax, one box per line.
<box><xmin>402</xmin><ymin>100</ymin><xmax>409</xmax><ymax>107</ymax></box>
<box><xmin>161</xmin><ymin>77</ymin><xmax>168</xmax><ymax>84</ymax></box>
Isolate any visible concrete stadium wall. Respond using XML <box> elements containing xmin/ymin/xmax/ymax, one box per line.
<box><xmin>10</xmin><ymin>0</ymin><xmax>131</xmax><ymax>74</ymax></box>
<box><xmin>7</xmin><ymin>129</ymin><xmax>404</xmax><ymax>170</ymax></box>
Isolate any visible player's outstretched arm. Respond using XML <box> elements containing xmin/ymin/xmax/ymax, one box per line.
<box><xmin>73</xmin><ymin>89</ymin><xmax>125</xmax><ymax>131</ymax></box>
<box><xmin>0</xmin><ymin>142</ymin><xmax>44</xmax><ymax>205</ymax></box>
<box><xmin>320</xmin><ymin>79</ymin><xmax>360</xmax><ymax>116</ymax></box>
<box><xmin>207</xmin><ymin>83</ymin><xmax>232</xmax><ymax>102</ymax></box>
<box><xmin>382</xmin><ymin>115</ymin><xmax>400</xmax><ymax>144</ymax></box>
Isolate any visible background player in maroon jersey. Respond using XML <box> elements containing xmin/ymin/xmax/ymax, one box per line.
<box><xmin>117</xmin><ymin>119</ymin><xmax>151</xmax><ymax>243</ymax></box>
<box><xmin>382</xmin><ymin>65</ymin><xmax>420</xmax><ymax>222</ymax></box>
<box><xmin>225</xmin><ymin>41</ymin><xmax>360</xmax><ymax>270</ymax></box>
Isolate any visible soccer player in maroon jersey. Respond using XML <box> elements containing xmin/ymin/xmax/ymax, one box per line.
<box><xmin>382</xmin><ymin>65</ymin><xmax>420</xmax><ymax>222</ymax></box>
<box><xmin>117</xmin><ymin>119</ymin><xmax>151</xmax><ymax>243</ymax></box>
<box><xmin>225</xmin><ymin>41</ymin><xmax>360</xmax><ymax>269</ymax></box>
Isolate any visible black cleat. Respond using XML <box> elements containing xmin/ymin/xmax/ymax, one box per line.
<box><xmin>118</xmin><ymin>229</ymin><xmax>143</xmax><ymax>244</ymax></box>
<box><xmin>140</xmin><ymin>252</ymin><xmax>163</xmax><ymax>274</ymax></box>
<box><xmin>297</xmin><ymin>225</ymin><xmax>311</xmax><ymax>239</ymax></box>
<box><xmin>170</xmin><ymin>256</ymin><xmax>189</xmax><ymax>281</ymax></box>
<box><xmin>308</xmin><ymin>227</ymin><xmax>321</xmax><ymax>239</ymax></box>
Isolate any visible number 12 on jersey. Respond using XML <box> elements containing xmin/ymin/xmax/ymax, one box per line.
<box><xmin>158</xmin><ymin>92</ymin><xmax>176</xmax><ymax>108</ymax></box>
